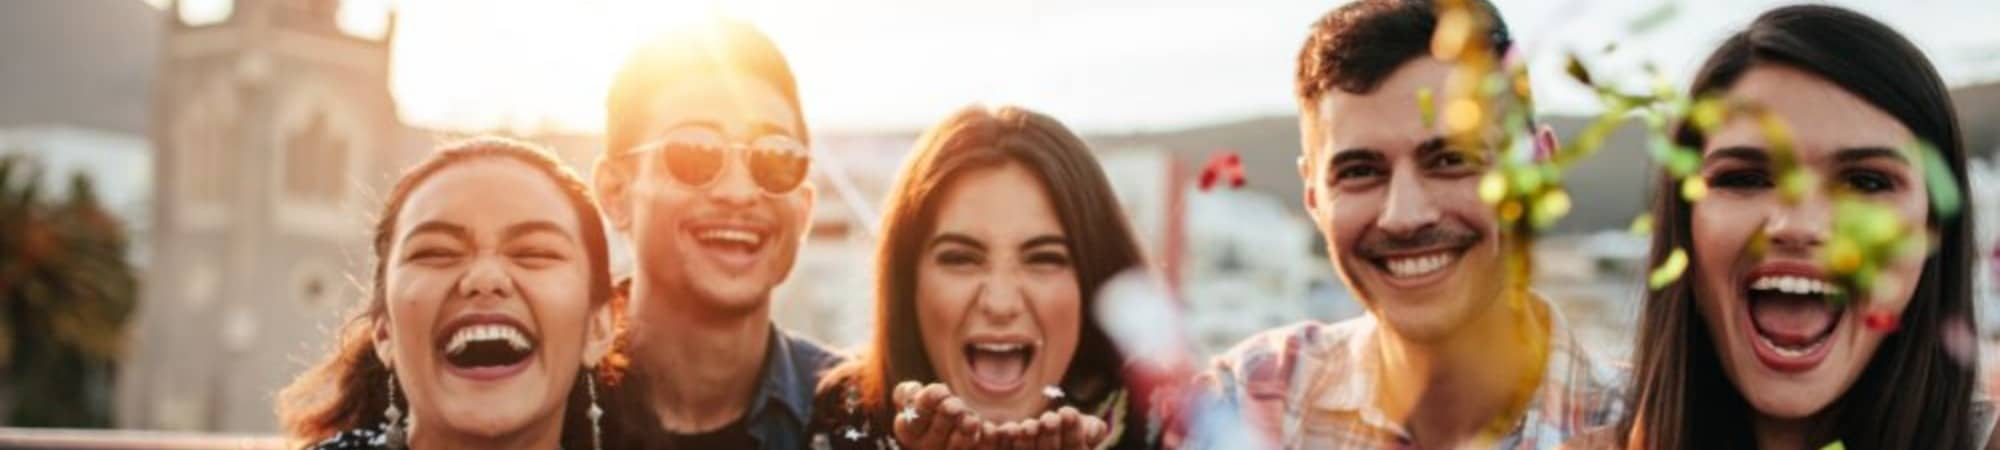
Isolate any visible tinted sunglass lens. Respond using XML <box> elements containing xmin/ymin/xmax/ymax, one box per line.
<box><xmin>749</xmin><ymin>148</ymin><xmax>810</xmax><ymax>193</ymax></box>
<box><xmin>663</xmin><ymin>142</ymin><xmax>725</xmax><ymax>186</ymax></box>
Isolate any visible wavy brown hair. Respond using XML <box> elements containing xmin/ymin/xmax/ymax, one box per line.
<box><xmin>275</xmin><ymin>137</ymin><xmax>628</xmax><ymax>449</ymax></box>
<box><xmin>1619</xmin><ymin>5</ymin><xmax>1979</xmax><ymax>449</ymax></box>
<box><xmin>820</xmin><ymin>105</ymin><xmax>1147</xmax><ymax>427</ymax></box>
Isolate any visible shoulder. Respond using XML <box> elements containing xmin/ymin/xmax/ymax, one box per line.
<box><xmin>779</xmin><ymin>329</ymin><xmax>847</xmax><ymax>374</ymax></box>
<box><xmin>304</xmin><ymin>427</ymin><xmax>391</xmax><ymax>450</ymax></box>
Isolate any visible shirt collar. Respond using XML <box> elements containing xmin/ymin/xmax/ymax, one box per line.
<box><xmin>1305</xmin><ymin>293</ymin><xmax>1580</xmax><ymax>430</ymax></box>
<box><xmin>747</xmin><ymin>325</ymin><xmax>812</xmax><ymax>425</ymax></box>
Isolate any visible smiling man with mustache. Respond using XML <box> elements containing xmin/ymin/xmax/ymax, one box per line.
<box><xmin>1180</xmin><ymin>1</ymin><xmax>1624</xmax><ymax>449</ymax></box>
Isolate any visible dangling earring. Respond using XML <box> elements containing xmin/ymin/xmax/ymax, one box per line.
<box><xmin>384</xmin><ymin>371</ymin><xmax>408</xmax><ymax>450</ymax></box>
<box><xmin>585</xmin><ymin>363</ymin><xmax>603</xmax><ymax>450</ymax></box>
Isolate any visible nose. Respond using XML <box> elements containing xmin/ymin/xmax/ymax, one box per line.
<box><xmin>706</xmin><ymin>146</ymin><xmax>760</xmax><ymax>208</ymax></box>
<box><xmin>456</xmin><ymin>255</ymin><xmax>515</xmax><ymax>300</ymax></box>
<box><xmin>1376</xmin><ymin>171</ymin><xmax>1442</xmax><ymax>236</ymax></box>
<box><xmin>972</xmin><ymin>272</ymin><xmax>1028</xmax><ymax>324</ymax></box>
<box><xmin>1764</xmin><ymin>190</ymin><xmax>1831</xmax><ymax>255</ymax></box>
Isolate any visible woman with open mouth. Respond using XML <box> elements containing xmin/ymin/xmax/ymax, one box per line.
<box><xmin>278</xmin><ymin>137</ymin><xmax>624</xmax><ymax>450</ymax></box>
<box><xmin>1588</xmin><ymin>5</ymin><xmax>1994</xmax><ymax>450</ymax></box>
<box><xmin>809</xmin><ymin>105</ymin><xmax>1156</xmax><ymax>450</ymax></box>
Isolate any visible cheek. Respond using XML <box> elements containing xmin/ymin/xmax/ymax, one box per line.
<box><xmin>1432</xmin><ymin>177</ymin><xmax>1493</xmax><ymax>228</ymax></box>
<box><xmin>1326</xmin><ymin>193</ymin><xmax>1380</xmax><ymax>252</ymax></box>
<box><xmin>517</xmin><ymin>264</ymin><xmax>594</xmax><ymax>347</ymax></box>
<box><xmin>1690</xmin><ymin>200</ymin><xmax>1764</xmax><ymax>290</ymax></box>
<box><xmin>385</xmin><ymin>268</ymin><xmax>451</xmax><ymax>366</ymax></box>
<box><xmin>914</xmin><ymin>268</ymin><xmax>973</xmax><ymax>359</ymax></box>
<box><xmin>1028</xmin><ymin>273</ymin><xmax>1083</xmax><ymax>362</ymax></box>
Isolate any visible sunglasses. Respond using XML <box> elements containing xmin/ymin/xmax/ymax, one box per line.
<box><xmin>623</xmin><ymin>127</ymin><xmax>811</xmax><ymax>194</ymax></box>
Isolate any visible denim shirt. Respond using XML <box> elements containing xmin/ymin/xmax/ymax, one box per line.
<box><xmin>743</xmin><ymin>326</ymin><xmax>844</xmax><ymax>450</ymax></box>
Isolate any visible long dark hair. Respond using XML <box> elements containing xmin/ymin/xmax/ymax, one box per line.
<box><xmin>826</xmin><ymin>104</ymin><xmax>1147</xmax><ymax>426</ymax></box>
<box><xmin>276</xmin><ymin>137</ymin><xmax>625</xmax><ymax>449</ymax></box>
<box><xmin>1621</xmin><ymin>5</ymin><xmax>1978</xmax><ymax>449</ymax></box>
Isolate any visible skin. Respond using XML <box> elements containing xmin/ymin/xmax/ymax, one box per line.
<box><xmin>372</xmin><ymin>159</ymin><xmax>615</xmax><ymax>450</ymax></box>
<box><xmin>916</xmin><ymin>162</ymin><xmax>1082</xmax><ymax>422</ymax></box>
<box><xmin>1688</xmin><ymin>65</ymin><xmax>1928</xmax><ymax>450</ymax></box>
<box><xmin>894</xmin><ymin>163</ymin><xmax>1108</xmax><ymax>450</ymax></box>
<box><xmin>1297</xmin><ymin>57</ymin><xmax>1556</xmax><ymax>447</ymax></box>
<box><xmin>592</xmin><ymin>73</ymin><xmax>816</xmax><ymax>432</ymax></box>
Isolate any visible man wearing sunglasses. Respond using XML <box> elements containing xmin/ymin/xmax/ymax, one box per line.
<box><xmin>591</xmin><ymin>19</ymin><xmax>839</xmax><ymax>450</ymax></box>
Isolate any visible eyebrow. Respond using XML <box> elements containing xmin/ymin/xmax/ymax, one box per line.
<box><xmin>1703</xmin><ymin>146</ymin><xmax>1770</xmax><ymax>164</ymax></box>
<box><xmin>1020</xmin><ymin>235</ymin><xmax>1070</xmax><ymax>252</ymax></box>
<box><xmin>1329</xmin><ymin>136</ymin><xmax>1449</xmax><ymax>166</ymax></box>
<box><xmin>1833</xmin><ymin>146</ymin><xmax>1910</xmax><ymax>165</ymax></box>
<box><xmin>928</xmin><ymin>233</ymin><xmax>986</xmax><ymax>251</ymax></box>
<box><xmin>1704</xmin><ymin>146</ymin><xmax>1910</xmax><ymax>166</ymax></box>
<box><xmin>401</xmin><ymin>220</ymin><xmax>471</xmax><ymax>245</ymax></box>
<box><xmin>503</xmin><ymin>220</ymin><xmax>575</xmax><ymax>243</ymax></box>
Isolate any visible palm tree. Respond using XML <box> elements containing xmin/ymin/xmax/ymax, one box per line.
<box><xmin>0</xmin><ymin>154</ymin><xmax>137</xmax><ymax>427</ymax></box>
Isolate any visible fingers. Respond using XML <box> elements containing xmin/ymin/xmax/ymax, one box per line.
<box><xmin>1080</xmin><ymin>414</ymin><xmax>1109</xmax><ymax>447</ymax></box>
<box><xmin>944</xmin><ymin>410</ymin><xmax>984</xmax><ymax>450</ymax></box>
<box><xmin>992</xmin><ymin>420</ymin><xmax>1026</xmax><ymax>450</ymax></box>
<box><xmin>918</xmin><ymin>396</ymin><xmax>967</xmax><ymax>449</ymax></box>
<box><xmin>1057</xmin><ymin>407</ymin><xmax>1084</xmax><ymax>450</ymax></box>
<box><xmin>893</xmin><ymin>383</ymin><xmax>955</xmax><ymax>449</ymax></box>
<box><xmin>1035</xmin><ymin>411</ymin><xmax>1062</xmax><ymax>450</ymax></box>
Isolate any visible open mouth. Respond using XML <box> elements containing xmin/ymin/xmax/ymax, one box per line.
<box><xmin>963</xmin><ymin>340</ymin><xmax>1037</xmax><ymax>395</ymax></box>
<box><xmin>1742</xmin><ymin>271</ymin><xmax>1845</xmax><ymax>371</ymax></box>
<box><xmin>1370</xmin><ymin>248</ymin><xmax>1465</xmax><ymax>279</ymax></box>
<box><xmin>437</xmin><ymin>319</ymin><xmax>537</xmax><ymax>379</ymax></box>
<box><xmin>685</xmin><ymin>222</ymin><xmax>770</xmax><ymax>269</ymax></box>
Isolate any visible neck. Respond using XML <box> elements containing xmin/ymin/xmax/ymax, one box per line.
<box><xmin>1753</xmin><ymin>412</ymin><xmax>1832</xmax><ymax>450</ymax></box>
<box><xmin>406</xmin><ymin>413</ymin><xmax>563</xmax><ymax>450</ymax></box>
<box><xmin>631</xmin><ymin>279</ymin><xmax>772</xmax><ymax>433</ymax></box>
<box><xmin>1373</xmin><ymin>294</ymin><xmax>1550</xmax><ymax>448</ymax></box>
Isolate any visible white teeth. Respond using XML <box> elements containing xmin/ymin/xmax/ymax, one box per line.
<box><xmin>697</xmin><ymin>229</ymin><xmax>763</xmax><ymax>246</ymax></box>
<box><xmin>444</xmin><ymin>323</ymin><xmax>532</xmax><ymax>355</ymax></box>
<box><xmin>971</xmin><ymin>343</ymin><xmax>1027</xmax><ymax>353</ymax></box>
<box><xmin>1383</xmin><ymin>252</ymin><xmax>1455</xmax><ymax>277</ymax></box>
<box><xmin>1749</xmin><ymin>275</ymin><xmax>1844</xmax><ymax>296</ymax></box>
<box><xmin>1758</xmin><ymin>334</ymin><xmax>1819</xmax><ymax>357</ymax></box>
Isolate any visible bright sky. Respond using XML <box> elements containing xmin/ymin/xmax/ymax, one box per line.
<box><xmin>148</xmin><ymin>0</ymin><xmax>2000</xmax><ymax>135</ymax></box>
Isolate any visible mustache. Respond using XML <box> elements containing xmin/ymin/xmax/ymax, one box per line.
<box><xmin>1353</xmin><ymin>224</ymin><xmax>1483</xmax><ymax>258</ymax></box>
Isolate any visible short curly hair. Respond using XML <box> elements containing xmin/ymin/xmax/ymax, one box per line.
<box><xmin>1294</xmin><ymin>0</ymin><xmax>1512</xmax><ymax>106</ymax></box>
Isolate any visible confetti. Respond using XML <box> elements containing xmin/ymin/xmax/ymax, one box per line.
<box><xmin>1418</xmin><ymin>88</ymin><xmax>1437</xmax><ymax>128</ymax></box>
<box><xmin>1649</xmin><ymin>248</ymin><xmax>1688</xmax><ymax>289</ymax></box>
<box><xmin>1915</xmin><ymin>140</ymin><xmax>1963</xmax><ymax>219</ymax></box>
<box><xmin>1629</xmin><ymin>213</ymin><xmax>1654</xmax><ymax>236</ymax></box>
<box><xmin>1564</xmin><ymin>53</ymin><xmax>1594</xmax><ymax>87</ymax></box>
<box><xmin>1679</xmin><ymin>177</ymin><xmax>1707</xmax><ymax>202</ymax></box>
<box><xmin>1043</xmin><ymin>385</ymin><xmax>1065</xmax><ymax>401</ymax></box>
<box><xmin>1197</xmin><ymin>150</ymin><xmax>1246</xmax><ymax>191</ymax></box>
<box><xmin>897</xmin><ymin>405</ymin><xmax>918</xmax><ymax>424</ymax></box>
<box><xmin>1092</xmin><ymin>269</ymin><xmax>1190</xmax><ymax>372</ymax></box>
<box><xmin>1862</xmin><ymin>310</ymin><xmax>1900</xmax><ymax>333</ymax></box>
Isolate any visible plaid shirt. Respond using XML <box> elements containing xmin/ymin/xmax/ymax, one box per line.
<box><xmin>1187</xmin><ymin>295</ymin><xmax>1625</xmax><ymax>450</ymax></box>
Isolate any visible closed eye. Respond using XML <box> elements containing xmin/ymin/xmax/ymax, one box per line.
<box><xmin>405</xmin><ymin>247</ymin><xmax>463</xmax><ymax>265</ymax></box>
<box><xmin>1024</xmin><ymin>250</ymin><xmax>1072</xmax><ymax>269</ymax></box>
<box><xmin>934</xmin><ymin>249</ymin><xmax>984</xmax><ymax>268</ymax></box>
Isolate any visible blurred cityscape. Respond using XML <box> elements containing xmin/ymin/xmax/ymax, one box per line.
<box><xmin>1</xmin><ymin>0</ymin><xmax>1998</xmax><ymax>440</ymax></box>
